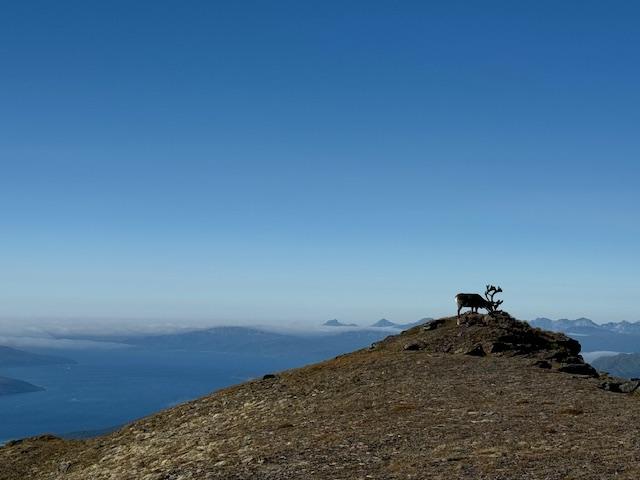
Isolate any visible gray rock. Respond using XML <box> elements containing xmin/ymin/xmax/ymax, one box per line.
<box><xmin>558</xmin><ymin>363</ymin><xmax>599</xmax><ymax>378</ymax></box>
<box><xmin>489</xmin><ymin>342</ymin><xmax>513</xmax><ymax>354</ymax></box>
<box><xmin>619</xmin><ymin>380</ymin><xmax>640</xmax><ymax>393</ymax></box>
<box><xmin>602</xmin><ymin>379</ymin><xmax>640</xmax><ymax>393</ymax></box>
<box><xmin>422</xmin><ymin>319</ymin><xmax>445</xmax><ymax>331</ymax></box>
<box><xmin>403</xmin><ymin>341</ymin><xmax>426</xmax><ymax>351</ymax></box>
<box><xmin>464</xmin><ymin>344</ymin><xmax>486</xmax><ymax>357</ymax></box>
<box><xmin>532</xmin><ymin>360</ymin><xmax>552</xmax><ymax>369</ymax></box>
<box><xmin>599</xmin><ymin>380</ymin><xmax>640</xmax><ymax>393</ymax></box>
<box><xmin>599</xmin><ymin>381</ymin><xmax>618</xmax><ymax>392</ymax></box>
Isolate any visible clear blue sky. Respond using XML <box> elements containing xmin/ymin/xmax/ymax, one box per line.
<box><xmin>1</xmin><ymin>1</ymin><xmax>638</xmax><ymax>324</ymax></box>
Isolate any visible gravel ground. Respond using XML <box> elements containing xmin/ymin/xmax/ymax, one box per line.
<box><xmin>2</xmin><ymin>313</ymin><xmax>639</xmax><ymax>480</ymax></box>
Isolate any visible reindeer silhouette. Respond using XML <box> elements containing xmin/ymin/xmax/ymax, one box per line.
<box><xmin>455</xmin><ymin>285</ymin><xmax>503</xmax><ymax>325</ymax></box>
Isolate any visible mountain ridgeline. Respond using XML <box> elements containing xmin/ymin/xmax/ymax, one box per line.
<box><xmin>528</xmin><ymin>317</ymin><xmax>640</xmax><ymax>352</ymax></box>
<box><xmin>2</xmin><ymin>312</ymin><xmax>639</xmax><ymax>479</ymax></box>
<box><xmin>592</xmin><ymin>353</ymin><xmax>640</xmax><ymax>379</ymax></box>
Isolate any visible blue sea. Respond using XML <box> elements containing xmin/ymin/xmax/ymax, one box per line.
<box><xmin>0</xmin><ymin>347</ymin><xmax>319</xmax><ymax>444</ymax></box>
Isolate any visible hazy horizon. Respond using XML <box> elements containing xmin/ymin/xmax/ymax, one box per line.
<box><xmin>1</xmin><ymin>311</ymin><xmax>637</xmax><ymax>340</ymax></box>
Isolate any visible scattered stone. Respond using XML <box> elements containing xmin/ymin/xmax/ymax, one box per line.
<box><xmin>619</xmin><ymin>380</ymin><xmax>640</xmax><ymax>393</ymax></box>
<box><xmin>464</xmin><ymin>344</ymin><xmax>486</xmax><ymax>357</ymax></box>
<box><xmin>403</xmin><ymin>341</ymin><xmax>426</xmax><ymax>351</ymax></box>
<box><xmin>423</xmin><ymin>319</ymin><xmax>445</xmax><ymax>331</ymax></box>
<box><xmin>566</xmin><ymin>356</ymin><xmax>584</xmax><ymax>363</ymax></box>
<box><xmin>456</xmin><ymin>313</ymin><xmax>485</xmax><ymax>327</ymax></box>
<box><xmin>600</xmin><ymin>380</ymin><xmax>640</xmax><ymax>394</ymax></box>
<box><xmin>4</xmin><ymin>434</ymin><xmax>60</xmax><ymax>447</ymax></box>
<box><xmin>262</xmin><ymin>374</ymin><xmax>277</xmax><ymax>380</ymax></box>
<box><xmin>532</xmin><ymin>360</ymin><xmax>552</xmax><ymax>369</ymax></box>
<box><xmin>489</xmin><ymin>342</ymin><xmax>513</xmax><ymax>354</ymax></box>
<box><xmin>558</xmin><ymin>363</ymin><xmax>599</xmax><ymax>378</ymax></box>
<box><xmin>599</xmin><ymin>381</ymin><xmax>614</xmax><ymax>391</ymax></box>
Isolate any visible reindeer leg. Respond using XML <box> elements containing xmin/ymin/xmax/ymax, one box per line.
<box><xmin>457</xmin><ymin>305</ymin><xmax>462</xmax><ymax>325</ymax></box>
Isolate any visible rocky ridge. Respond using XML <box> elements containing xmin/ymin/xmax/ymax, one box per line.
<box><xmin>2</xmin><ymin>312</ymin><xmax>640</xmax><ymax>480</ymax></box>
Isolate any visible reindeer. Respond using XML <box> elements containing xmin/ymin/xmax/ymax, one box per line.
<box><xmin>455</xmin><ymin>285</ymin><xmax>503</xmax><ymax>325</ymax></box>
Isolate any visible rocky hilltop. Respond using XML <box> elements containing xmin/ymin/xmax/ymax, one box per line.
<box><xmin>2</xmin><ymin>312</ymin><xmax>640</xmax><ymax>479</ymax></box>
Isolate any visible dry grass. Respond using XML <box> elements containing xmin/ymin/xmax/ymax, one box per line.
<box><xmin>2</xmin><ymin>313</ymin><xmax>639</xmax><ymax>480</ymax></box>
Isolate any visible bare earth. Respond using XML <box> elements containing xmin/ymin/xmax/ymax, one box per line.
<box><xmin>2</xmin><ymin>313</ymin><xmax>639</xmax><ymax>480</ymax></box>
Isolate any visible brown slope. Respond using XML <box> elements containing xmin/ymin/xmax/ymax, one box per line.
<box><xmin>1</xmin><ymin>313</ymin><xmax>639</xmax><ymax>480</ymax></box>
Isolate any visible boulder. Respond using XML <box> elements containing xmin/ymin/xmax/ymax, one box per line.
<box><xmin>619</xmin><ymin>380</ymin><xmax>640</xmax><ymax>393</ymax></box>
<box><xmin>558</xmin><ymin>363</ymin><xmax>599</xmax><ymax>378</ymax></box>
<box><xmin>600</xmin><ymin>379</ymin><xmax>640</xmax><ymax>393</ymax></box>
<box><xmin>563</xmin><ymin>356</ymin><xmax>584</xmax><ymax>365</ymax></box>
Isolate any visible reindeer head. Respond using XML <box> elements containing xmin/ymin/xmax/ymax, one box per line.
<box><xmin>484</xmin><ymin>285</ymin><xmax>503</xmax><ymax>312</ymax></box>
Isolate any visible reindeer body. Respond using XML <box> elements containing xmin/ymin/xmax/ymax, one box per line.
<box><xmin>455</xmin><ymin>293</ymin><xmax>491</xmax><ymax>315</ymax></box>
<box><xmin>455</xmin><ymin>285</ymin><xmax>503</xmax><ymax>325</ymax></box>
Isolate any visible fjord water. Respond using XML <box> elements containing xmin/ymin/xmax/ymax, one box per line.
<box><xmin>0</xmin><ymin>347</ymin><xmax>319</xmax><ymax>443</ymax></box>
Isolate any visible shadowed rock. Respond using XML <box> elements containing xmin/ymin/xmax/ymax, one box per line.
<box><xmin>558</xmin><ymin>363</ymin><xmax>599</xmax><ymax>378</ymax></box>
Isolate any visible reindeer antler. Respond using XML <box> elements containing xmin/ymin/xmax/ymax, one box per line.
<box><xmin>484</xmin><ymin>285</ymin><xmax>499</xmax><ymax>301</ymax></box>
<box><xmin>484</xmin><ymin>285</ymin><xmax>503</xmax><ymax>312</ymax></box>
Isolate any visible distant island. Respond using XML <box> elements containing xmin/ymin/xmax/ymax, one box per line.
<box><xmin>0</xmin><ymin>346</ymin><xmax>75</xmax><ymax>367</ymax></box>
<box><xmin>0</xmin><ymin>376</ymin><xmax>44</xmax><ymax>396</ymax></box>
<box><xmin>370</xmin><ymin>318</ymin><xmax>432</xmax><ymax>329</ymax></box>
<box><xmin>0</xmin><ymin>345</ymin><xmax>73</xmax><ymax>397</ymax></box>
<box><xmin>322</xmin><ymin>319</ymin><xmax>358</xmax><ymax>327</ymax></box>
<box><xmin>323</xmin><ymin>318</ymin><xmax>433</xmax><ymax>329</ymax></box>
<box><xmin>370</xmin><ymin>318</ymin><xmax>396</xmax><ymax>328</ymax></box>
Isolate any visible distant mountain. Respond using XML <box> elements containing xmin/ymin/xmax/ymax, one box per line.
<box><xmin>528</xmin><ymin>317</ymin><xmax>640</xmax><ymax>332</ymax></box>
<box><xmin>599</xmin><ymin>321</ymin><xmax>640</xmax><ymax>335</ymax></box>
<box><xmin>45</xmin><ymin>320</ymin><xmax>438</xmax><ymax>365</ymax></box>
<box><xmin>528</xmin><ymin>318</ymin><xmax>640</xmax><ymax>353</ymax></box>
<box><xmin>370</xmin><ymin>319</ymin><xmax>396</xmax><ymax>328</ymax></box>
<box><xmin>529</xmin><ymin>317</ymin><xmax>600</xmax><ymax>332</ymax></box>
<box><xmin>54</xmin><ymin>326</ymin><xmax>392</xmax><ymax>361</ymax></box>
<box><xmin>123</xmin><ymin>326</ymin><xmax>296</xmax><ymax>351</ymax></box>
<box><xmin>592</xmin><ymin>353</ymin><xmax>640</xmax><ymax>379</ymax></box>
<box><xmin>0</xmin><ymin>376</ymin><xmax>44</xmax><ymax>396</ymax></box>
<box><xmin>370</xmin><ymin>318</ymin><xmax>433</xmax><ymax>329</ymax></box>
<box><xmin>0</xmin><ymin>346</ymin><xmax>74</xmax><ymax>367</ymax></box>
<box><xmin>323</xmin><ymin>319</ymin><xmax>357</xmax><ymax>327</ymax></box>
